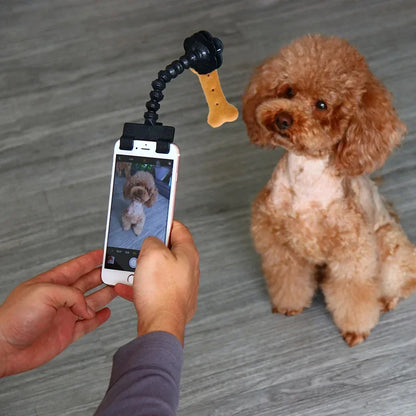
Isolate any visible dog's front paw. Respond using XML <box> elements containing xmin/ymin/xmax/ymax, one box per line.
<box><xmin>272</xmin><ymin>306</ymin><xmax>303</xmax><ymax>316</ymax></box>
<box><xmin>132</xmin><ymin>223</ymin><xmax>144</xmax><ymax>236</ymax></box>
<box><xmin>342</xmin><ymin>331</ymin><xmax>369</xmax><ymax>347</ymax></box>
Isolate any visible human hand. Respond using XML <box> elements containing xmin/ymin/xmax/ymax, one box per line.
<box><xmin>115</xmin><ymin>221</ymin><xmax>200</xmax><ymax>345</ymax></box>
<box><xmin>0</xmin><ymin>249</ymin><xmax>116</xmax><ymax>377</ymax></box>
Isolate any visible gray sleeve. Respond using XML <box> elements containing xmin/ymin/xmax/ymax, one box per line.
<box><xmin>94</xmin><ymin>331</ymin><xmax>184</xmax><ymax>416</ymax></box>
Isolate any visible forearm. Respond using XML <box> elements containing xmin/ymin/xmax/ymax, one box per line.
<box><xmin>95</xmin><ymin>331</ymin><xmax>183</xmax><ymax>416</ymax></box>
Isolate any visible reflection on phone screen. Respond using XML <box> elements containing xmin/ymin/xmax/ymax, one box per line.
<box><xmin>105</xmin><ymin>154</ymin><xmax>174</xmax><ymax>272</ymax></box>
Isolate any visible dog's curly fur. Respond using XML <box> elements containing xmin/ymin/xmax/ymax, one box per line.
<box><xmin>243</xmin><ymin>34</ymin><xmax>416</xmax><ymax>346</ymax></box>
<box><xmin>122</xmin><ymin>171</ymin><xmax>158</xmax><ymax>236</ymax></box>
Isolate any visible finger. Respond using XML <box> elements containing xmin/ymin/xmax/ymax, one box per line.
<box><xmin>170</xmin><ymin>221</ymin><xmax>196</xmax><ymax>248</ymax></box>
<box><xmin>36</xmin><ymin>249</ymin><xmax>104</xmax><ymax>286</ymax></box>
<box><xmin>72</xmin><ymin>268</ymin><xmax>102</xmax><ymax>293</ymax></box>
<box><xmin>136</xmin><ymin>236</ymin><xmax>170</xmax><ymax>265</ymax></box>
<box><xmin>140</xmin><ymin>235</ymin><xmax>166</xmax><ymax>254</ymax></box>
<box><xmin>85</xmin><ymin>285</ymin><xmax>117</xmax><ymax>311</ymax></box>
<box><xmin>170</xmin><ymin>221</ymin><xmax>199</xmax><ymax>260</ymax></box>
<box><xmin>45</xmin><ymin>284</ymin><xmax>95</xmax><ymax>320</ymax></box>
<box><xmin>72</xmin><ymin>308</ymin><xmax>111</xmax><ymax>342</ymax></box>
<box><xmin>114</xmin><ymin>283</ymin><xmax>134</xmax><ymax>302</ymax></box>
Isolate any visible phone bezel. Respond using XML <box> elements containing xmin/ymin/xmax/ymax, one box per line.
<box><xmin>101</xmin><ymin>139</ymin><xmax>180</xmax><ymax>286</ymax></box>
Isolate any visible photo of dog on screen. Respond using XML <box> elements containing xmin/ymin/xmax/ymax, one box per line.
<box><xmin>107</xmin><ymin>157</ymin><xmax>172</xmax><ymax>251</ymax></box>
<box><xmin>122</xmin><ymin>170</ymin><xmax>158</xmax><ymax>236</ymax></box>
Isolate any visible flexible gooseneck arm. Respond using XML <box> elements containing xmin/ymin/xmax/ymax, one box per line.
<box><xmin>143</xmin><ymin>31</ymin><xmax>224</xmax><ymax>126</ymax></box>
<box><xmin>120</xmin><ymin>31</ymin><xmax>225</xmax><ymax>153</ymax></box>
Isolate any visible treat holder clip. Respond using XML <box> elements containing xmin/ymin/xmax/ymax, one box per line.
<box><xmin>120</xmin><ymin>31</ymin><xmax>236</xmax><ymax>153</ymax></box>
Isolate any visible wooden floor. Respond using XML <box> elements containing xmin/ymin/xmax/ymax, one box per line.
<box><xmin>1</xmin><ymin>0</ymin><xmax>416</xmax><ymax>415</ymax></box>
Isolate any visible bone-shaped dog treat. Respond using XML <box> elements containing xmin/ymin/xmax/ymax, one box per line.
<box><xmin>191</xmin><ymin>69</ymin><xmax>238</xmax><ymax>128</ymax></box>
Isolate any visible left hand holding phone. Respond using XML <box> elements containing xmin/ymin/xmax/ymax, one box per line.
<box><xmin>0</xmin><ymin>249</ymin><xmax>116</xmax><ymax>377</ymax></box>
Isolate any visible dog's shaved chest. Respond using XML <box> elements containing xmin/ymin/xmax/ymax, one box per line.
<box><xmin>126</xmin><ymin>200</ymin><xmax>145</xmax><ymax>216</ymax></box>
<box><xmin>271</xmin><ymin>153</ymin><xmax>344</xmax><ymax>212</ymax></box>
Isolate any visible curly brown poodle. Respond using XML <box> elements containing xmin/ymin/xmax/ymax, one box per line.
<box><xmin>243</xmin><ymin>34</ymin><xmax>416</xmax><ymax>346</ymax></box>
<box><xmin>122</xmin><ymin>171</ymin><xmax>158</xmax><ymax>236</ymax></box>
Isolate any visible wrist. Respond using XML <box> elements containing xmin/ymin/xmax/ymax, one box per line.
<box><xmin>137</xmin><ymin>311</ymin><xmax>186</xmax><ymax>346</ymax></box>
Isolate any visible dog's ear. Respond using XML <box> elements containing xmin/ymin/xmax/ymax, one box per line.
<box><xmin>144</xmin><ymin>186</ymin><xmax>158</xmax><ymax>208</ymax></box>
<box><xmin>334</xmin><ymin>74</ymin><xmax>406</xmax><ymax>176</ymax></box>
<box><xmin>243</xmin><ymin>65</ymin><xmax>276</xmax><ymax>147</ymax></box>
<box><xmin>243</xmin><ymin>79</ymin><xmax>263</xmax><ymax>145</ymax></box>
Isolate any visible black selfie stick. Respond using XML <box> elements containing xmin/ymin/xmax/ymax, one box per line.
<box><xmin>120</xmin><ymin>31</ymin><xmax>224</xmax><ymax>153</ymax></box>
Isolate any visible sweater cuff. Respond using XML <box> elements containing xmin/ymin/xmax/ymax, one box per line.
<box><xmin>108</xmin><ymin>331</ymin><xmax>184</xmax><ymax>389</ymax></box>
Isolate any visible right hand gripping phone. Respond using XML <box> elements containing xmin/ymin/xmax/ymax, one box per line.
<box><xmin>102</xmin><ymin>139</ymin><xmax>180</xmax><ymax>286</ymax></box>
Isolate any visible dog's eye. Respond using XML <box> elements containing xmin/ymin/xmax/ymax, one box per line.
<box><xmin>316</xmin><ymin>100</ymin><xmax>327</xmax><ymax>110</ymax></box>
<box><xmin>285</xmin><ymin>87</ymin><xmax>295</xmax><ymax>99</ymax></box>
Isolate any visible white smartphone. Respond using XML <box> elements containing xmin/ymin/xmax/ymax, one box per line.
<box><xmin>102</xmin><ymin>139</ymin><xmax>180</xmax><ymax>286</ymax></box>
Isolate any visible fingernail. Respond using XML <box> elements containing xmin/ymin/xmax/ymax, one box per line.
<box><xmin>87</xmin><ymin>306</ymin><xmax>96</xmax><ymax>317</ymax></box>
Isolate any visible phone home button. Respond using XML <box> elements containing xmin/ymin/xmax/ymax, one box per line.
<box><xmin>127</xmin><ymin>274</ymin><xmax>134</xmax><ymax>284</ymax></box>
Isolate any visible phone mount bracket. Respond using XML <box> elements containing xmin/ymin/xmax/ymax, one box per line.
<box><xmin>119</xmin><ymin>123</ymin><xmax>175</xmax><ymax>153</ymax></box>
<box><xmin>119</xmin><ymin>31</ymin><xmax>224</xmax><ymax>153</ymax></box>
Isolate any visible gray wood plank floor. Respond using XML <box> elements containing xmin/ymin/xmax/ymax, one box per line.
<box><xmin>1</xmin><ymin>0</ymin><xmax>416</xmax><ymax>415</ymax></box>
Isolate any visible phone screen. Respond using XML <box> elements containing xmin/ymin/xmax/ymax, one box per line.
<box><xmin>104</xmin><ymin>154</ymin><xmax>175</xmax><ymax>272</ymax></box>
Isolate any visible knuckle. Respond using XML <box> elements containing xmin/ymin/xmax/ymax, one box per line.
<box><xmin>30</xmin><ymin>283</ymin><xmax>47</xmax><ymax>299</ymax></box>
<box><xmin>71</xmin><ymin>286</ymin><xmax>84</xmax><ymax>298</ymax></box>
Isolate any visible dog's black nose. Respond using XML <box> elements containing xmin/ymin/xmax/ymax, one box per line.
<box><xmin>275</xmin><ymin>112</ymin><xmax>293</xmax><ymax>130</ymax></box>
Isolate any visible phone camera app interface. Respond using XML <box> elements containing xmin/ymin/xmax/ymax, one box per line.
<box><xmin>105</xmin><ymin>155</ymin><xmax>174</xmax><ymax>271</ymax></box>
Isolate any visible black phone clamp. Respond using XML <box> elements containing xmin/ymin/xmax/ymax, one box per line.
<box><xmin>120</xmin><ymin>31</ymin><xmax>224</xmax><ymax>153</ymax></box>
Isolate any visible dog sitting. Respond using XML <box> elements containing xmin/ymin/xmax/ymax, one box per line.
<box><xmin>243</xmin><ymin>34</ymin><xmax>416</xmax><ymax>346</ymax></box>
<box><xmin>122</xmin><ymin>171</ymin><xmax>158</xmax><ymax>236</ymax></box>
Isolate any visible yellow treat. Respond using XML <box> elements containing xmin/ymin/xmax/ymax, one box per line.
<box><xmin>191</xmin><ymin>69</ymin><xmax>238</xmax><ymax>128</ymax></box>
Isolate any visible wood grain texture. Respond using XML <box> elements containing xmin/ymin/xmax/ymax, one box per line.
<box><xmin>1</xmin><ymin>0</ymin><xmax>416</xmax><ymax>415</ymax></box>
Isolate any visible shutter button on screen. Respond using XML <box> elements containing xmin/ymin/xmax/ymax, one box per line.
<box><xmin>129</xmin><ymin>257</ymin><xmax>137</xmax><ymax>269</ymax></box>
<box><xmin>127</xmin><ymin>274</ymin><xmax>134</xmax><ymax>284</ymax></box>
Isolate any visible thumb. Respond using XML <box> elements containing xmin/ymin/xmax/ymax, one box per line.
<box><xmin>170</xmin><ymin>221</ymin><xmax>198</xmax><ymax>260</ymax></box>
<box><xmin>45</xmin><ymin>284</ymin><xmax>95</xmax><ymax>319</ymax></box>
<box><xmin>140</xmin><ymin>236</ymin><xmax>166</xmax><ymax>254</ymax></box>
<box><xmin>114</xmin><ymin>283</ymin><xmax>134</xmax><ymax>302</ymax></box>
